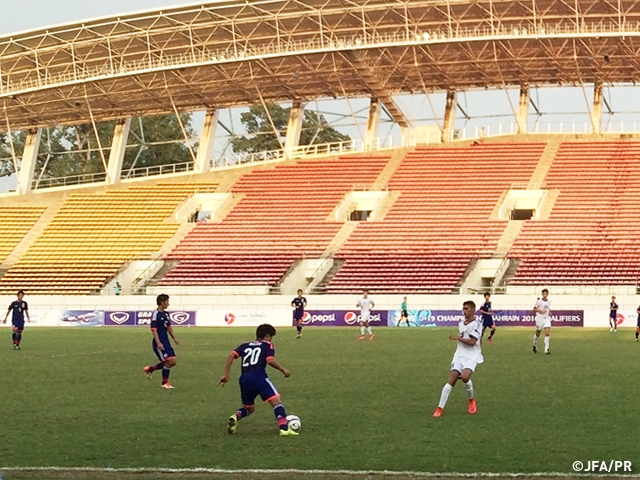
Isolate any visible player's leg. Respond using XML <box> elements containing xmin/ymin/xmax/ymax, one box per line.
<box><xmin>460</xmin><ymin>362</ymin><xmax>478</xmax><ymax>414</ymax></box>
<box><xmin>609</xmin><ymin>316</ymin><xmax>615</xmax><ymax>332</ymax></box>
<box><xmin>144</xmin><ymin>341</ymin><xmax>167</xmax><ymax>379</ymax></box>
<box><xmin>636</xmin><ymin>325</ymin><xmax>640</xmax><ymax>342</ymax></box>
<box><xmin>263</xmin><ymin>380</ymin><xmax>298</xmax><ymax>436</ymax></box>
<box><xmin>434</xmin><ymin>363</ymin><xmax>461</xmax><ymax>416</ymax></box>
<box><xmin>366</xmin><ymin>319</ymin><xmax>374</xmax><ymax>340</ymax></box>
<box><xmin>543</xmin><ymin>326</ymin><xmax>551</xmax><ymax>354</ymax></box>
<box><xmin>161</xmin><ymin>355</ymin><xmax>177</xmax><ymax>387</ymax></box>
<box><xmin>533</xmin><ymin>327</ymin><xmax>541</xmax><ymax>353</ymax></box>
<box><xmin>12</xmin><ymin>326</ymin><xmax>23</xmax><ymax>349</ymax></box>
<box><xmin>488</xmin><ymin>323</ymin><xmax>496</xmax><ymax>342</ymax></box>
<box><xmin>229</xmin><ymin>379</ymin><xmax>257</xmax><ymax>434</ymax></box>
<box><xmin>359</xmin><ymin>321</ymin><xmax>366</xmax><ymax>340</ymax></box>
<box><xmin>296</xmin><ymin>318</ymin><xmax>302</xmax><ymax>338</ymax></box>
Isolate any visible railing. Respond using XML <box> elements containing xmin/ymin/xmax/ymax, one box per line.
<box><xmin>33</xmin><ymin>171</ymin><xmax>107</xmax><ymax>190</ymax></box>
<box><xmin>123</xmin><ymin>161</ymin><xmax>193</xmax><ymax>180</ymax></box>
<box><xmin>4</xmin><ymin>20</ymin><xmax>640</xmax><ymax>97</ymax></box>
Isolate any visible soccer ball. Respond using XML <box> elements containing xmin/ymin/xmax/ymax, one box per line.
<box><xmin>286</xmin><ymin>414</ymin><xmax>301</xmax><ymax>431</ymax></box>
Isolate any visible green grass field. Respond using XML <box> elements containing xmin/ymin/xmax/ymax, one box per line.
<box><xmin>0</xmin><ymin>326</ymin><xmax>639</xmax><ymax>480</ymax></box>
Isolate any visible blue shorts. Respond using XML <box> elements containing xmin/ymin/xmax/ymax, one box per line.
<box><xmin>293</xmin><ymin>311</ymin><xmax>304</xmax><ymax>321</ymax></box>
<box><xmin>482</xmin><ymin>318</ymin><xmax>494</xmax><ymax>328</ymax></box>
<box><xmin>610</xmin><ymin>313</ymin><xmax>617</xmax><ymax>319</ymax></box>
<box><xmin>153</xmin><ymin>340</ymin><xmax>175</xmax><ymax>362</ymax></box>
<box><xmin>12</xmin><ymin>321</ymin><xmax>24</xmax><ymax>332</ymax></box>
<box><xmin>239</xmin><ymin>374</ymin><xmax>279</xmax><ymax>406</ymax></box>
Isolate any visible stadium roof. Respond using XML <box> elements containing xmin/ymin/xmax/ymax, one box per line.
<box><xmin>1</xmin><ymin>0</ymin><xmax>640</xmax><ymax>131</ymax></box>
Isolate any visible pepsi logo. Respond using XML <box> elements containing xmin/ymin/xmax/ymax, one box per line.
<box><xmin>109</xmin><ymin>312</ymin><xmax>130</xmax><ymax>325</ymax></box>
<box><xmin>225</xmin><ymin>313</ymin><xmax>236</xmax><ymax>325</ymax></box>
<box><xmin>301</xmin><ymin>312</ymin><xmax>311</xmax><ymax>325</ymax></box>
<box><xmin>344</xmin><ymin>312</ymin><xmax>358</xmax><ymax>325</ymax></box>
<box><xmin>170</xmin><ymin>312</ymin><xmax>191</xmax><ymax>325</ymax></box>
<box><xmin>616</xmin><ymin>313</ymin><xmax>625</xmax><ymax>326</ymax></box>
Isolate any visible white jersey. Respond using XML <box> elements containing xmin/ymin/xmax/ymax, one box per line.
<box><xmin>454</xmin><ymin>319</ymin><xmax>484</xmax><ymax>363</ymax></box>
<box><xmin>357</xmin><ymin>297</ymin><xmax>374</xmax><ymax>314</ymax></box>
<box><xmin>535</xmin><ymin>298</ymin><xmax>551</xmax><ymax>318</ymax></box>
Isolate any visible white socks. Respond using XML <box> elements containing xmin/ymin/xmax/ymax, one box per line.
<box><xmin>360</xmin><ymin>326</ymin><xmax>365</xmax><ymax>335</ymax></box>
<box><xmin>465</xmin><ymin>379</ymin><xmax>474</xmax><ymax>399</ymax></box>
<box><xmin>533</xmin><ymin>334</ymin><xmax>538</xmax><ymax>347</ymax></box>
<box><xmin>544</xmin><ymin>336</ymin><xmax>550</xmax><ymax>351</ymax></box>
<box><xmin>367</xmin><ymin>326</ymin><xmax>373</xmax><ymax>335</ymax></box>
<box><xmin>438</xmin><ymin>383</ymin><xmax>452</xmax><ymax>409</ymax></box>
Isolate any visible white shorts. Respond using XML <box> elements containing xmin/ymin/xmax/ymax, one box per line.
<box><xmin>450</xmin><ymin>354</ymin><xmax>479</xmax><ymax>373</ymax></box>
<box><xmin>536</xmin><ymin>317</ymin><xmax>551</xmax><ymax>330</ymax></box>
<box><xmin>360</xmin><ymin>312</ymin><xmax>370</xmax><ymax>322</ymax></box>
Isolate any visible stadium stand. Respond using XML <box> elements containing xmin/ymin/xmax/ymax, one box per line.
<box><xmin>159</xmin><ymin>156</ymin><xmax>389</xmax><ymax>287</ymax></box>
<box><xmin>0</xmin><ymin>206</ymin><xmax>47</xmax><ymax>263</ymax></box>
<box><xmin>510</xmin><ymin>141</ymin><xmax>640</xmax><ymax>285</ymax></box>
<box><xmin>326</xmin><ymin>143</ymin><xmax>546</xmax><ymax>293</ymax></box>
<box><xmin>0</xmin><ymin>183</ymin><xmax>217</xmax><ymax>295</ymax></box>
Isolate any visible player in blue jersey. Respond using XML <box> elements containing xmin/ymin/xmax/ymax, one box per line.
<box><xmin>291</xmin><ymin>289</ymin><xmax>307</xmax><ymax>339</ymax></box>
<box><xmin>635</xmin><ymin>304</ymin><xmax>640</xmax><ymax>342</ymax></box>
<box><xmin>479</xmin><ymin>293</ymin><xmax>496</xmax><ymax>344</ymax></box>
<box><xmin>218</xmin><ymin>323</ymin><xmax>298</xmax><ymax>436</ymax></box>
<box><xmin>143</xmin><ymin>294</ymin><xmax>180</xmax><ymax>389</ymax></box>
<box><xmin>3</xmin><ymin>290</ymin><xmax>30</xmax><ymax>350</ymax></box>
<box><xmin>609</xmin><ymin>296</ymin><xmax>619</xmax><ymax>332</ymax></box>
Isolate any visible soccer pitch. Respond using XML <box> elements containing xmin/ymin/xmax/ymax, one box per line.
<box><xmin>1</xmin><ymin>326</ymin><xmax>638</xmax><ymax>480</ymax></box>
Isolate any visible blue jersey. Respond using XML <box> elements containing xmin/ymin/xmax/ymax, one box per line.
<box><xmin>480</xmin><ymin>301</ymin><xmax>492</xmax><ymax>321</ymax></box>
<box><xmin>291</xmin><ymin>297</ymin><xmax>306</xmax><ymax>315</ymax></box>
<box><xmin>8</xmin><ymin>301</ymin><xmax>28</xmax><ymax>323</ymax></box>
<box><xmin>232</xmin><ymin>340</ymin><xmax>275</xmax><ymax>378</ymax></box>
<box><xmin>150</xmin><ymin>310</ymin><xmax>171</xmax><ymax>346</ymax></box>
<box><xmin>610</xmin><ymin>302</ymin><xmax>618</xmax><ymax>318</ymax></box>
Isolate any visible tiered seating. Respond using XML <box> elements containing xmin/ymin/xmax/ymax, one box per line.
<box><xmin>160</xmin><ymin>156</ymin><xmax>389</xmax><ymax>287</ymax></box>
<box><xmin>326</xmin><ymin>143</ymin><xmax>545</xmax><ymax>293</ymax></box>
<box><xmin>0</xmin><ymin>206</ymin><xmax>46</xmax><ymax>263</ymax></box>
<box><xmin>510</xmin><ymin>142</ymin><xmax>640</xmax><ymax>285</ymax></box>
<box><xmin>0</xmin><ymin>182</ymin><xmax>217</xmax><ymax>295</ymax></box>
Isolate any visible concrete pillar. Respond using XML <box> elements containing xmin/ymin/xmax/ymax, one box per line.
<box><xmin>284</xmin><ymin>102</ymin><xmax>305</xmax><ymax>158</ymax></box>
<box><xmin>106</xmin><ymin>118</ymin><xmax>131</xmax><ymax>185</ymax></box>
<box><xmin>591</xmin><ymin>81</ymin><xmax>603</xmax><ymax>134</ymax></box>
<box><xmin>365</xmin><ymin>97</ymin><xmax>382</xmax><ymax>151</ymax></box>
<box><xmin>195</xmin><ymin>109</ymin><xmax>218</xmax><ymax>173</ymax></box>
<box><xmin>517</xmin><ymin>86</ymin><xmax>529</xmax><ymax>134</ymax></box>
<box><xmin>441</xmin><ymin>90</ymin><xmax>457</xmax><ymax>143</ymax></box>
<box><xmin>17</xmin><ymin>128</ymin><xmax>42</xmax><ymax>195</ymax></box>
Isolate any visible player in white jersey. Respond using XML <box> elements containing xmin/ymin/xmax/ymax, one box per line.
<box><xmin>433</xmin><ymin>301</ymin><xmax>483</xmax><ymax>417</ymax></box>
<box><xmin>533</xmin><ymin>288</ymin><xmax>551</xmax><ymax>355</ymax></box>
<box><xmin>356</xmin><ymin>289</ymin><xmax>375</xmax><ymax>340</ymax></box>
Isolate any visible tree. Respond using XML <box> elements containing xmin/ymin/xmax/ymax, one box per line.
<box><xmin>28</xmin><ymin>113</ymin><xmax>195</xmax><ymax>182</ymax></box>
<box><xmin>231</xmin><ymin>104</ymin><xmax>350</xmax><ymax>155</ymax></box>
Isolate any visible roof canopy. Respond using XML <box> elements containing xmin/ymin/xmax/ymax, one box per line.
<box><xmin>1</xmin><ymin>0</ymin><xmax>639</xmax><ymax>130</ymax></box>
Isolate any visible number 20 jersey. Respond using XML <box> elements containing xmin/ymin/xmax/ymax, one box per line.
<box><xmin>232</xmin><ymin>340</ymin><xmax>275</xmax><ymax>379</ymax></box>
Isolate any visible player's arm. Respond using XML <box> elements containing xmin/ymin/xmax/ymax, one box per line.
<box><xmin>25</xmin><ymin>305</ymin><xmax>30</xmax><ymax>322</ymax></box>
<box><xmin>303</xmin><ymin>298</ymin><xmax>307</xmax><ymax>308</ymax></box>
<box><xmin>371</xmin><ymin>301</ymin><xmax>375</xmax><ymax>309</ymax></box>
<box><xmin>449</xmin><ymin>334</ymin><xmax>478</xmax><ymax>346</ymax></box>
<box><xmin>291</xmin><ymin>299</ymin><xmax>296</xmax><ymax>308</ymax></box>
<box><xmin>218</xmin><ymin>351</ymin><xmax>238</xmax><ymax>386</ymax></box>
<box><xmin>167</xmin><ymin>324</ymin><xmax>179</xmax><ymax>345</ymax></box>
<box><xmin>637</xmin><ymin>306</ymin><xmax>640</xmax><ymax>315</ymax></box>
<box><xmin>151</xmin><ymin>328</ymin><xmax>164</xmax><ymax>350</ymax></box>
<box><xmin>267</xmin><ymin>357</ymin><xmax>290</xmax><ymax>378</ymax></box>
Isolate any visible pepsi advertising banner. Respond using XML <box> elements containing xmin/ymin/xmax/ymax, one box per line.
<box><xmin>388</xmin><ymin>309</ymin><xmax>583</xmax><ymax>327</ymax></box>
<box><xmin>104</xmin><ymin>310</ymin><xmax>196</xmax><ymax>326</ymax></box>
<box><xmin>296</xmin><ymin>310</ymin><xmax>388</xmax><ymax>327</ymax></box>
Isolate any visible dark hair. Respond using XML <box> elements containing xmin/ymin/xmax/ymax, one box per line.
<box><xmin>297</xmin><ymin>289</ymin><xmax>303</xmax><ymax>294</ymax></box>
<box><xmin>156</xmin><ymin>294</ymin><xmax>169</xmax><ymax>306</ymax></box>
<box><xmin>484</xmin><ymin>292</ymin><xmax>491</xmax><ymax>298</ymax></box>
<box><xmin>363</xmin><ymin>289</ymin><xmax>369</xmax><ymax>293</ymax></box>
<box><xmin>17</xmin><ymin>290</ymin><xmax>24</xmax><ymax>295</ymax></box>
<box><xmin>542</xmin><ymin>289</ymin><xmax>549</xmax><ymax>294</ymax></box>
<box><xmin>463</xmin><ymin>300</ymin><xmax>476</xmax><ymax>310</ymax></box>
<box><xmin>256</xmin><ymin>324</ymin><xmax>276</xmax><ymax>339</ymax></box>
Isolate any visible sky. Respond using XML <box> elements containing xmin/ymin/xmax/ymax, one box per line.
<box><xmin>0</xmin><ymin>0</ymin><xmax>198</xmax><ymax>36</ymax></box>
